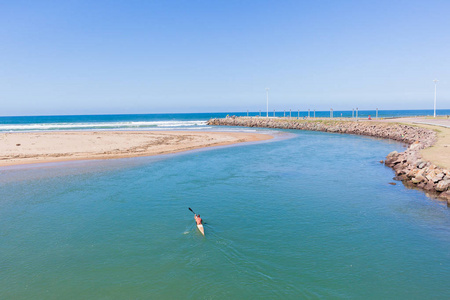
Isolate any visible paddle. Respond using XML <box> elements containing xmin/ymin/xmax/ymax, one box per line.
<box><xmin>189</xmin><ymin>207</ymin><xmax>203</xmax><ymax>223</ymax></box>
<box><xmin>190</xmin><ymin>208</ymin><xmax>205</xmax><ymax>235</ymax></box>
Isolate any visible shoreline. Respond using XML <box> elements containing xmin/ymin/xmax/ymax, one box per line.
<box><xmin>0</xmin><ymin>130</ymin><xmax>273</xmax><ymax>167</ymax></box>
<box><xmin>208</xmin><ymin>117</ymin><xmax>450</xmax><ymax>204</ymax></box>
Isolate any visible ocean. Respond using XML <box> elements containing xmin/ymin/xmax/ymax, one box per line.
<box><xmin>1</xmin><ymin>112</ymin><xmax>450</xmax><ymax>299</ymax></box>
<box><xmin>1</xmin><ymin>109</ymin><xmax>450</xmax><ymax>132</ymax></box>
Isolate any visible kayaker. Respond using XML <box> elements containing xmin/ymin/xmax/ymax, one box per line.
<box><xmin>195</xmin><ymin>214</ymin><xmax>202</xmax><ymax>225</ymax></box>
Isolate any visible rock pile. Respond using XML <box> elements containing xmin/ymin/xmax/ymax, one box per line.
<box><xmin>208</xmin><ymin>117</ymin><xmax>449</xmax><ymax>203</ymax></box>
<box><xmin>385</xmin><ymin>150</ymin><xmax>450</xmax><ymax>202</ymax></box>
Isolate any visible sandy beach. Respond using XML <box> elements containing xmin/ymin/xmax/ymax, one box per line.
<box><xmin>0</xmin><ymin>131</ymin><xmax>272</xmax><ymax>167</ymax></box>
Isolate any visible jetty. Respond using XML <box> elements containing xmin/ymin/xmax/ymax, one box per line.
<box><xmin>208</xmin><ymin>116</ymin><xmax>450</xmax><ymax>204</ymax></box>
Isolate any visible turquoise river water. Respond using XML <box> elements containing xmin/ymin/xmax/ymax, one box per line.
<box><xmin>1</xmin><ymin>128</ymin><xmax>450</xmax><ymax>299</ymax></box>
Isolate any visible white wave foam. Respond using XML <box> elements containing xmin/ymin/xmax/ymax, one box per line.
<box><xmin>0</xmin><ymin>120</ymin><xmax>208</xmax><ymax>131</ymax></box>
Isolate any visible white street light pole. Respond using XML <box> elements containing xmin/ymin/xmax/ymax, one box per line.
<box><xmin>265</xmin><ymin>88</ymin><xmax>269</xmax><ymax>117</ymax></box>
<box><xmin>433</xmin><ymin>79</ymin><xmax>438</xmax><ymax>118</ymax></box>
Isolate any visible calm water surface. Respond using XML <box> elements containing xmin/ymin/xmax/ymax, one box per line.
<box><xmin>1</xmin><ymin>129</ymin><xmax>450</xmax><ymax>299</ymax></box>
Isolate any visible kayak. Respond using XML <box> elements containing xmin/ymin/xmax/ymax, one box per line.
<box><xmin>197</xmin><ymin>224</ymin><xmax>205</xmax><ymax>236</ymax></box>
<box><xmin>195</xmin><ymin>216</ymin><xmax>205</xmax><ymax>236</ymax></box>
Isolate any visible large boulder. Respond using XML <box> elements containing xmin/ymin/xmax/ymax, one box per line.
<box><xmin>438</xmin><ymin>190</ymin><xmax>450</xmax><ymax>203</ymax></box>
<box><xmin>424</xmin><ymin>181</ymin><xmax>436</xmax><ymax>191</ymax></box>
<box><xmin>393</xmin><ymin>175</ymin><xmax>407</xmax><ymax>181</ymax></box>
<box><xmin>409</xmin><ymin>141</ymin><xmax>422</xmax><ymax>150</ymax></box>
<box><xmin>418</xmin><ymin>162</ymin><xmax>427</xmax><ymax>169</ymax></box>
<box><xmin>432</xmin><ymin>173</ymin><xmax>445</xmax><ymax>183</ymax></box>
<box><xmin>407</xmin><ymin>168</ymin><xmax>424</xmax><ymax>179</ymax></box>
<box><xmin>426</xmin><ymin>170</ymin><xmax>437</xmax><ymax>181</ymax></box>
<box><xmin>411</xmin><ymin>175</ymin><xmax>426</xmax><ymax>184</ymax></box>
<box><xmin>385</xmin><ymin>151</ymin><xmax>399</xmax><ymax>167</ymax></box>
<box><xmin>436</xmin><ymin>180</ymin><xmax>450</xmax><ymax>192</ymax></box>
<box><xmin>393</xmin><ymin>163</ymin><xmax>408</xmax><ymax>174</ymax></box>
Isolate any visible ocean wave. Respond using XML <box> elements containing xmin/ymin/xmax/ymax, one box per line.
<box><xmin>0</xmin><ymin>120</ymin><xmax>208</xmax><ymax>132</ymax></box>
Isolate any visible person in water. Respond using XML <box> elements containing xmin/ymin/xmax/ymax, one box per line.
<box><xmin>195</xmin><ymin>214</ymin><xmax>202</xmax><ymax>225</ymax></box>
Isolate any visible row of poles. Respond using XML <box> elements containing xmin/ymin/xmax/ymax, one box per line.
<box><xmin>248</xmin><ymin>108</ymin><xmax>379</xmax><ymax>120</ymax></box>
<box><xmin>263</xmin><ymin>79</ymin><xmax>440</xmax><ymax>119</ymax></box>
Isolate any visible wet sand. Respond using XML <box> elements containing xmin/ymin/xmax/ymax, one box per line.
<box><xmin>0</xmin><ymin>131</ymin><xmax>272</xmax><ymax>167</ymax></box>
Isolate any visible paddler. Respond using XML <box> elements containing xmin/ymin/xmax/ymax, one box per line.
<box><xmin>194</xmin><ymin>214</ymin><xmax>202</xmax><ymax>225</ymax></box>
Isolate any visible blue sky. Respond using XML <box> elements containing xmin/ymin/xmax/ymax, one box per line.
<box><xmin>0</xmin><ymin>0</ymin><xmax>449</xmax><ymax>115</ymax></box>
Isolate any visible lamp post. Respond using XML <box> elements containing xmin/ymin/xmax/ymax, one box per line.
<box><xmin>433</xmin><ymin>79</ymin><xmax>438</xmax><ymax>118</ymax></box>
<box><xmin>265</xmin><ymin>88</ymin><xmax>269</xmax><ymax>117</ymax></box>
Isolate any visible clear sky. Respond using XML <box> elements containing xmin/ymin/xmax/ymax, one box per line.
<box><xmin>1</xmin><ymin>0</ymin><xmax>449</xmax><ymax>116</ymax></box>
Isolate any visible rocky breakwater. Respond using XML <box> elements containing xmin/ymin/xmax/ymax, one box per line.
<box><xmin>208</xmin><ymin>117</ymin><xmax>450</xmax><ymax>203</ymax></box>
<box><xmin>385</xmin><ymin>149</ymin><xmax>450</xmax><ymax>202</ymax></box>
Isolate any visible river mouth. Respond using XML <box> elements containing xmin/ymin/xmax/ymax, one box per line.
<box><xmin>1</xmin><ymin>129</ymin><xmax>450</xmax><ymax>299</ymax></box>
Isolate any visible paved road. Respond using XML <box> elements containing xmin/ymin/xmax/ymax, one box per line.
<box><xmin>380</xmin><ymin>117</ymin><xmax>450</xmax><ymax>128</ymax></box>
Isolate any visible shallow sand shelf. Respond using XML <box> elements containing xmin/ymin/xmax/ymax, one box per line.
<box><xmin>0</xmin><ymin>131</ymin><xmax>272</xmax><ymax>167</ymax></box>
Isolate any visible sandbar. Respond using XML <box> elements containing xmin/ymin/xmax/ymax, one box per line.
<box><xmin>0</xmin><ymin>131</ymin><xmax>272</xmax><ymax>167</ymax></box>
